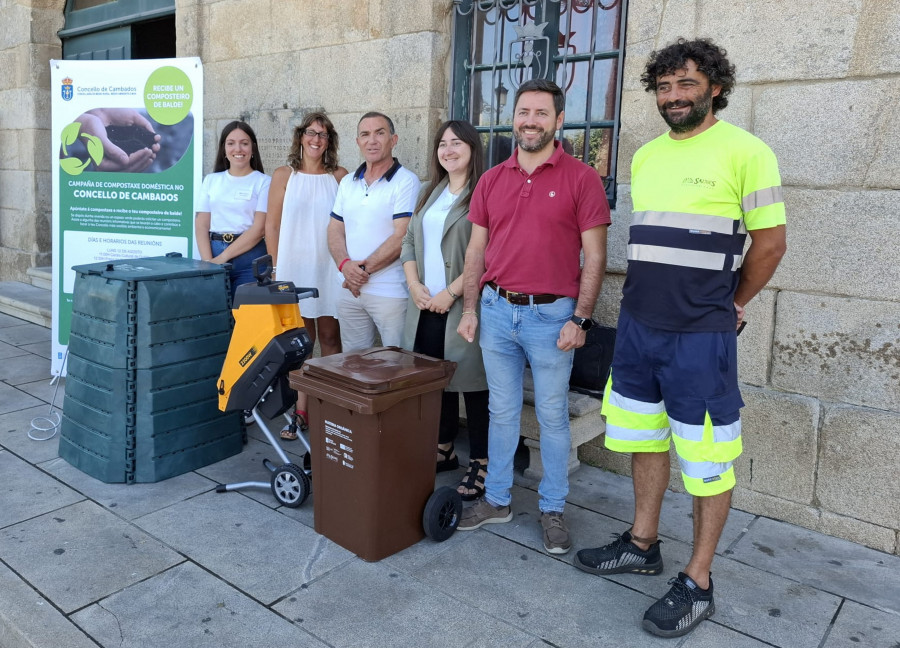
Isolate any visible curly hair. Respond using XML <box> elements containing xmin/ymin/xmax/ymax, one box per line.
<box><xmin>641</xmin><ymin>38</ymin><xmax>736</xmax><ymax>113</ymax></box>
<box><xmin>287</xmin><ymin>112</ymin><xmax>340</xmax><ymax>173</ymax></box>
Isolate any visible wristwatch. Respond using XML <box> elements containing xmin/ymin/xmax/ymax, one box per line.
<box><xmin>570</xmin><ymin>315</ymin><xmax>594</xmax><ymax>331</ymax></box>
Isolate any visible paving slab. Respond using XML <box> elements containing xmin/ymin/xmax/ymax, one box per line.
<box><xmin>0</xmin><ymin>404</ymin><xmax>66</xmax><ymax>463</ymax></box>
<box><xmin>273</xmin><ymin>558</ymin><xmax>535</xmax><ymax>648</ymax></box>
<box><xmin>41</xmin><ymin>456</ymin><xmax>217</xmax><ymax>520</ymax></box>
<box><xmin>0</xmin><ymin>339</ymin><xmax>32</xmax><ymax>360</ymax></box>
<box><xmin>137</xmin><ymin>490</ymin><xmax>354</xmax><ymax>604</ymax></box>
<box><xmin>728</xmin><ymin>516</ymin><xmax>900</xmax><ymax>614</ymax></box>
<box><xmin>0</xmin><ymin>380</ymin><xmax>44</xmax><ymax>415</ymax></box>
<box><xmin>18</xmin><ymin>340</ymin><xmax>51</xmax><ymax>359</ymax></box>
<box><xmin>195</xmin><ymin>436</ymin><xmax>310</xmax><ymax>509</ymax></box>
<box><xmin>0</xmin><ymin>352</ymin><xmax>53</xmax><ymax>385</ymax></box>
<box><xmin>680</xmin><ymin>621</ymin><xmax>775</xmax><ymax>647</ymax></box>
<box><xmin>0</xmin><ymin>312</ymin><xmax>35</xmax><ymax>329</ymax></box>
<box><xmin>0</xmin><ymin>449</ymin><xmax>84</xmax><ymax>528</ymax></box>
<box><xmin>16</xmin><ymin>376</ymin><xmax>64</xmax><ymax>405</ymax></box>
<box><xmin>73</xmin><ymin>562</ymin><xmax>326</xmax><ymax>648</ymax></box>
<box><xmin>0</xmin><ymin>323</ymin><xmax>53</xmax><ymax>346</ymax></box>
<box><xmin>566</xmin><ymin>466</ymin><xmax>755</xmax><ymax>553</ymax></box>
<box><xmin>823</xmin><ymin>600</ymin><xmax>900</xmax><ymax>648</ymax></box>
<box><xmin>0</xmin><ymin>562</ymin><xmax>99</xmax><ymax>648</ymax></box>
<box><xmin>412</xmin><ymin>531</ymin><xmax>675</xmax><ymax>647</ymax></box>
<box><xmin>0</xmin><ymin>499</ymin><xmax>184</xmax><ymax>613</ymax></box>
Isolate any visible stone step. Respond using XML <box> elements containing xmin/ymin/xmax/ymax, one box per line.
<box><xmin>0</xmin><ymin>281</ymin><xmax>52</xmax><ymax>328</ymax></box>
<box><xmin>27</xmin><ymin>265</ymin><xmax>52</xmax><ymax>290</ymax></box>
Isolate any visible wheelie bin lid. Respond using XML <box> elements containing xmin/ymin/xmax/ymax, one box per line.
<box><xmin>296</xmin><ymin>347</ymin><xmax>453</xmax><ymax>394</ymax></box>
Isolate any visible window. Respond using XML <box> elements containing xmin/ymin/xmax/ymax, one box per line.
<box><xmin>450</xmin><ymin>0</ymin><xmax>627</xmax><ymax>206</ymax></box>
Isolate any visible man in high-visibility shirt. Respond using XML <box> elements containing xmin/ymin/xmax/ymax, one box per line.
<box><xmin>574</xmin><ymin>38</ymin><xmax>787</xmax><ymax>638</ymax></box>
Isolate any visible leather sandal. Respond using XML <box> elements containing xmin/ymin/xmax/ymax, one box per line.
<box><xmin>457</xmin><ymin>458</ymin><xmax>487</xmax><ymax>501</ymax></box>
<box><xmin>280</xmin><ymin>410</ymin><xmax>308</xmax><ymax>441</ymax></box>
<box><xmin>436</xmin><ymin>444</ymin><xmax>459</xmax><ymax>473</ymax></box>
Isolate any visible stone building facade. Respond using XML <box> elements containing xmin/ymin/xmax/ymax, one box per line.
<box><xmin>2</xmin><ymin>0</ymin><xmax>898</xmax><ymax>553</ymax></box>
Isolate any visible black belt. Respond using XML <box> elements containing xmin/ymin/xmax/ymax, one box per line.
<box><xmin>487</xmin><ymin>281</ymin><xmax>563</xmax><ymax>305</ymax></box>
<box><xmin>210</xmin><ymin>232</ymin><xmax>242</xmax><ymax>243</ymax></box>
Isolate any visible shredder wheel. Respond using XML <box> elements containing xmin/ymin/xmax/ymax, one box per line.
<box><xmin>423</xmin><ymin>486</ymin><xmax>462</xmax><ymax>542</ymax></box>
<box><xmin>271</xmin><ymin>463</ymin><xmax>310</xmax><ymax>508</ymax></box>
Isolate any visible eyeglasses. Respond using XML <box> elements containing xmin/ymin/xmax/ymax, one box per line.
<box><xmin>303</xmin><ymin>129</ymin><xmax>329</xmax><ymax>140</ymax></box>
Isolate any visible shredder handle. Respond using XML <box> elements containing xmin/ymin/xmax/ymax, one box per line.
<box><xmin>294</xmin><ymin>287</ymin><xmax>319</xmax><ymax>301</ymax></box>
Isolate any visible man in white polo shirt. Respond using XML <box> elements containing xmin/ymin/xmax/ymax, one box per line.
<box><xmin>327</xmin><ymin>111</ymin><xmax>421</xmax><ymax>351</ymax></box>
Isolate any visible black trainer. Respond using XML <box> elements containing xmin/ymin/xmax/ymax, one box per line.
<box><xmin>573</xmin><ymin>530</ymin><xmax>663</xmax><ymax>575</ymax></box>
<box><xmin>642</xmin><ymin>572</ymin><xmax>715</xmax><ymax>638</ymax></box>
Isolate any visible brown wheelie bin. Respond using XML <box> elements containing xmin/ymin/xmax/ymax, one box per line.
<box><xmin>289</xmin><ymin>347</ymin><xmax>457</xmax><ymax>561</ymax></box>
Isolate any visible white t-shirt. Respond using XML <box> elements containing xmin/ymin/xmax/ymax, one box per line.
<box><xmin>422</xmin><ymin>186</ymin><xmax>458</xmax><ymax>296</ymax></box>
<box><xmin>196</xmin><ymin>170</ymin><xmax>271</xmax><ymax>233</ymax></box>
<box><xmin>330</xmin><ymin>159</ymin><xmax>420</xmax><ymax>298</ymax></box>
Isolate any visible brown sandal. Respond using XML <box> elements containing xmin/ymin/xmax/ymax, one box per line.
<box><xmin>457</xmin><ymin>459</ymin><xmax>487</xmax><ymax>501</ymax></box>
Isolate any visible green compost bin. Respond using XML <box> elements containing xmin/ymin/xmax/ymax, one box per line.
<box><xmin>59</xmin><ymin>253</ymin><xmax>242</xmax><ymax>483</ymax></box>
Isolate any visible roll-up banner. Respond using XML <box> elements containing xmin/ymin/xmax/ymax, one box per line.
<box><xmin>49</xmin><ymin>58</ymin><xmax>203</xmax><ymax>375</ymax></box>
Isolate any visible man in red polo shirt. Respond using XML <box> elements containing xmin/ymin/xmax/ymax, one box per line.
<box><xmin>456</xmin><ymin>79</ymin><xmax>611</xmax><ymax>554</ymax></box>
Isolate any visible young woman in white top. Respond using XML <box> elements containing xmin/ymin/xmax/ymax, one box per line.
<box><xmin>196</xmin><ymin>121</ymin><xmax>271</xmax><ymax>299</ymax></box>
<box><xmin>266</xmin><ymin>112</ymin><xmax>348</xmax><ymax>440</ymax></box>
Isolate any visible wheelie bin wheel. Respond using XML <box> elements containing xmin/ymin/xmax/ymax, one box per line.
<box><xmin>423</xmin><ymin>486</ymin><xmax>462</xmax><ymax>542</ymax></box>
<box><xmin>271</xmin><ymin>463</ymin><xmax>310</xmax><ymax>508</ymax></box>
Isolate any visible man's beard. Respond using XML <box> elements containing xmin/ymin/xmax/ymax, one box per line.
<box><xmin>514</xmin><ymin>125</ymin><xmax>556</xmax><ymax>153</ymax></box>
<box><xmin>659</xmin><ymin>87</ymin><xmax>713</xmax><ymax>133</ymax></box>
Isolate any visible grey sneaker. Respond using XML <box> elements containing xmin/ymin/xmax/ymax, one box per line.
<box><xmin>574</xmin><ymin>530</ymin><xmax>663</xmax><ymax>575</ymax></box>
<box><xmin>540</xmin><ymin>512</ymin><xmax>571</xmax><ymax>554</ymax></box>
<box><xmin>642</xmin><ymin>572</ymin><xmax>715</xmax><ymax>638</ymax></box>
<box><xmin>457</xmin><ymin>498</ymin><xmax>512</xmax><ymax>531</ymax></box>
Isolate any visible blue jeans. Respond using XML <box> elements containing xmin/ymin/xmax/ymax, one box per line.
<box><xmin>211</xmin><ymin>239</ymin><xmax>268</xmax><ymax>300</ymax></box>
<box><xmin>479</xmin><ymin>284</ymin><xmax>575</xmax><ymax>513</ymax></box>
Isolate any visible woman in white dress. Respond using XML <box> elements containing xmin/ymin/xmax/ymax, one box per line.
<box><xmin>266</xmin><ymin>112</ymin><xmax>348</xmax><ymax>439</ymax></box>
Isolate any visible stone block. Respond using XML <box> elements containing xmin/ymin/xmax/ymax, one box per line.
<box><xmin>770</xmin><ymin>189</ymin><xmax>900</xmax><ymax>300</ymax></box>
<box><xmin>657</xmin><ymin>0</ymin><xmax>697</xmax><ymax>51</ymax></box>
<box><xmin>622</xmin><ymin>0</ymin><xmax>664</xmax><ymax>52</ymax></box>
<box><xmin>816</xmin><ymin>405</ymin><xmax>900</xmax><ymax>529</ymax></box>
<box><xmin>370</xmin><ymin>0</ymin><xmax>450</xmax><ymax>38</ymax></box>
<box><xmin>0</xmin><ymin>170</ymin><xmax>35</xmax><ymax>212</ymax></box>
<box><xmin>605</xmin><ymin>183</ymin><xmax>630</xmax><ymax>274</ymax></box>
<box><xmin>731</xmin><ymin>487</ymin><xmax>821</xmax><ymax>531</ymax></box>
<box><xmin>615</xmin><ymin>89</ymin><xmax>666</xmax><ymax>185</ymax></box>
<box><xmin>620</xmin><ymin>37</ymin><xmax>654</xmax><ymax>94</ymax></box>
<box><xmin>386</xmin><ymin>32</ymin><xmax>447</xmax><ymax>111</ymax></box>
<box><xmin>818</xmin><ymin>511</ymin><xmax>897</xmax><ymax>556</ymax></box>
<box><xmin>0</xmin><ymin>89</ymin><xmax>39</xmax><ymax>129</ymax></box>
<box><xmin>28</xmin><ymin>7</ymin><xmax>64</xmax><ymax>46</ymax></box>
<box><xmin>771</xmin><ymin>292</ymin><xmax>900</xmax><ymax>410</ymax></box>
<box><xmin>174</xmin><ymin>2</ymin><xmax>202</xmax><ymax>58</ymax></box>
<box><xmin>592</xmin><ymin>272</ymin><xmax>623</xmax><ymax>328</ymax></box>
<box><xmin>697</xmin><ymin>0</ymin><xmax>859</xmax><ymax>83</ymax></box>
<box><xmin>0</xmin><ymin>4</ymin><xmax>31</xmax><ymax>51</ymax></box>
<box><xmin>737</xmin><ymin>288</ymin><xmax>776</xmax><ymax>387</ymax></box>
<box><xmin>754</xmin><ymin>79</ymin><xmax>900</xmax><ymax>189</ymax></box>
<box><xmin>207</xmin><ymin>0</ymin><xmax>273</xmax><ymax>61</ymax></box>
<box><xmin>25</xmin><ymin>43</ymin><xmax>60</xmax><ymax>89</ymax></box>
<box><xmin>0</xmin><ymin>132</ymin><xmax>19</xmax><ymax>170</ymax></box>
<box><xmin>849</xmin><ymin>0</ymin><xmax>900</xmax><ymax>76</ymax></box>
<box><xmin>239</xmin><ymin>106</ymin><xmax>326</xmax><ymax>176</ymax></box>
<box><xmin>268</xmin><ymin>0</ymin><xmax>371</xmax><ymax>52</ymax></box>
<box><xmin>735</xmin><ymin>386</ymin><xmax>820</xmax><ymax>503</ymax></box>
<box><xmin>383</xmin><ymin>107</ymin><xmax>438</xmax><ymax>179</ymax></box>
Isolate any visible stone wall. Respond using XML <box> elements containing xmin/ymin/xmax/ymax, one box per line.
<box><xmin>581</xmin><ymin>0</ymin><xmax>900</xmax><ymax>556</ymax></box>
<box><xmin>0</xmin><ymin>0</ymin><xmax>61</xmax><ymax>280</ymax></box>
<box><xmin>174</xmin><ymin>0</ymin><xmax>452</xmax><ymax>180</ymax></box>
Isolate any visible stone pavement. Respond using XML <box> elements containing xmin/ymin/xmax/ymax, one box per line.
<box><xmin>0</xmin><ymin>311</ymin><xmax>898</xmax><ymax>648</ymax></box>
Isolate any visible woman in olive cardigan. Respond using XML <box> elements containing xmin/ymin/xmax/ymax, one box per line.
<box><xmin>401</xmin><ymin>120</ymin><xmax>489</xmax><ymax>501</ymax></box>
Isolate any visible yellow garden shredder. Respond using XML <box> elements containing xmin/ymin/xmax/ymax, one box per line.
<box><xmin>214</xmin><ymin>255</ymin><xmax>317</xmax><ymax>507</ymax></box>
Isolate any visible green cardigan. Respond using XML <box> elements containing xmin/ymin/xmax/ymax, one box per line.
<box><xmin>400</xmin><ymin>178</ymin><xmax>487</xmax><ymax>392</ymax></box>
